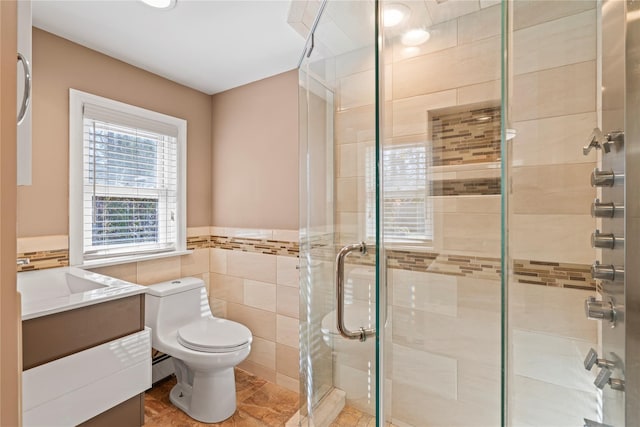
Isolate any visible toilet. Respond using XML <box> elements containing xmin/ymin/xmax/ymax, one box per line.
<box><xmin>145</xmin><ymin>277</ymin><xmax>252</xmax><ymax>423</ymax></box>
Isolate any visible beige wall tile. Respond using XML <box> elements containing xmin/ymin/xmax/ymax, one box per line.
<box><xmin>339</xmin><ymin>70</ymin><xmax>375</xmax><ymax>110</ymax></box>
<box><xmin>511</xmin><ymin>163</ymin><xmax>596</xmax><ymax>215</ymax></box>
<box><xmin>509</xmin><ymin>282</ymin><xmax>597</xmax><ymax>343</ymax></box>
<box><xmin>510</xmin><ymin>375</ymin><xmax>599</xmax><ymax>427</ymax></box>
<box><xmin>425</xmin><ymin>0</ymin><xmax>479</xmax><ymax>24</ymax></box>
<box><xmin>277</xmin><ymin>285</ymin><xmax>299</xmax><ymax>319</ymax></box>
<box><xmin>276</xmin><ymin>314</ymin><xmax>299</xmax><ymax>349</ymax></box>
<box><xmin>276</xmin><ymin>343</ymin><xmax>299</xmax><ymax>379</ymax></box>
<box><xmin>209</xmin><ymin>248</ymin><xmax>228</xmax><ymax>274</ymax></box>
<box><xmin>238</xmin><ymin>360</ymin><xmax>277</xmax><ymax>383</ymax></box>
<box><xmin>180</xmin><ymin>248</ymin><xmax>209</xmax><ymax>277</ymax></box>
<box><xmin>458</xmin><ymin>4</ymin><xmax>500</xmax><ymax>45</ymax></box>
<box><xmin>209</xmin><ymin>273</ymin><xmax>244</xmax><ymax>304</ymax></box>
<box><xmin>272</xmin><ymin>229</ymin><xmax>298</xmax><ymax>242</ymax></box>
<box><xmin>512</xmin><ymin>329</ymin><xmax>596</xmax><ymax>393</ymax></box>
<box><xmin>209</xmin><ymin>297</ymin><xmax>227</xmax><ymax>318</ymax></box>
<box><xmin>512</xmin><ymin>61</ymin><xmax>596</xmax><ymax>122</ymax></box>
<box><xmin>511</xmin><ymin>112</ymin><xmax>598</xmax><ymax>167</ymax></box>
<box><xmin>136</xmin><ymin>256</ymin><xmax>181</xmax><ymax>285</ymax></box>
<box><xmin>393</xmin><ymin>305</ymin><xmax>500</xmax><ymax>366</ymax></box>
<box><xmin>277</xmin><ymin>256</ymin><xmax>299</xmax><ymax>288</ymax></box>
<box><xmin>336</xmin><ymin>177</ymin><xmax>358</xmax><ymax>213</ymax></box>
<box><xmin>338</xmin><ymin>143</ymin><xmax>358</xmax><ymax>178</ymax></box>
<box><xmin>440</xmin><ymin>212</ymin><xmax>501</xmax><ymax>256</ymax></box>
<box><xmin>90</xmin><ymin>262</ymin><xmax>137</xmax><ymax>284</ymax></box>
<box><xmin>247</xmin><ymin>336</ymin><xmax>276</xmax><ymax>370</ymax></box>
<box><xmin>391</xmin><ymin>20</ymin><xmax>458</xmax><ymax>63</ymax></box>
<box><xmin>391</xmin><ymin>90</ymin><xmax>457</xmax><ymax>137</ymax></box>
<box><xmin>227</xmin><ymin>303</ymin><xmax>276</xmax><ymax>341</ymax></box>
<box><xmin>393</xmin><ymin>36</ymin><xmax>500</xmax><ymax>99</ymax></box>
<box><xmin>276</xmin><ymin>373</ymin><xmax>299</xmax><ymax>393</ymax></box>
<box><xmin>457</xmin><ymin>359</ymin><xmax>500</xmax><ymax>409</ymax></box>
<box><xmin>392</xmin><ymin>343</ymin><xmax>458</xmax><ymax>400</ymax></box>
<box><xmin>457</xmin><ymin>80</ymin><xmax>500</xmax><ymax>106</ymax></box>
<box><xmin>244</xmin><ymin>279</ymin><xmax>277</xmax><ymax>312</ymax></box>
<box><xmin>510</xmin><ymin>214</ymin><xmax>596</xmax><ymax>264</ymax></box>
<box><xmin>392</xmin><ymin>269</ymin><xmax>457</xmax><ymax>317</ymax></box>
<box><xmin>227</xmin><ymin>250</ymin><xmax>277</xmax><ymax>282</ymax></box>
<box><xmin>513</xmin><ymin>0</ymin><xmax>595</xmax><ymax>31</ymax></box>
<box><xmin>335</xmin><ymin>104</ymin><xmax>376</xmax><ymax>145</ymax></box>
<box><xmin>514</xmin><ymin>9</ymin><xmax>596</xmax><ymax>75</ymax></box>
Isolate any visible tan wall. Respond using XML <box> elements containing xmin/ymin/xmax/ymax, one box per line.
<box><xmin>17</xmin><ymin>29</ymin><xmax>213</xmax><ymax>238</ymax></box>
<box><xmin>1</xmin><ymin>1</ymin><xmax>21</xmax><ymax>424</ymax></box>
<box><xmin>211</xmin><ymin>70</ymin><xmax>299</xmax><ymax>230</ymax></box>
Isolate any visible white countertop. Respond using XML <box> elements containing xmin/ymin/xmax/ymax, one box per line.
<box><xmin>18</xmin><ymin>267</ymin><xmax>147</xmax><ymax>320</ymax></box>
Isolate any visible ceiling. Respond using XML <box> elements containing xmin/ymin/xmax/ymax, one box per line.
<box><xmin>32</xmin><ymin>0</ymin><xmax>308</xmax><ymax>95</ymax></box>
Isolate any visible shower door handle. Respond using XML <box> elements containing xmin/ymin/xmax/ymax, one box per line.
<box><xmin>335</xmin><ymin>242</ymin><xmax>376</xmax><ymax>342</ymax></box>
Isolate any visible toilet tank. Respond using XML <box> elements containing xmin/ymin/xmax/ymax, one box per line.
<box><xmin>145</xmin><ymin>277</ymin><xmax>211</xmax><ymax>334</ymax></box>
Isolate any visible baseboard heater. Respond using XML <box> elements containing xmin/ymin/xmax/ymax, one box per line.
<box><xmin>152</xmin><ymin>353</ymin><xmax>175</xmax><ymax>384</ymax></box>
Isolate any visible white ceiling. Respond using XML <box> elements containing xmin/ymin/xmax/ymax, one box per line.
<box><xmin>32</xmin><ymin>0</ymin><xmax>307</xmax><ymax>95</ymax></box>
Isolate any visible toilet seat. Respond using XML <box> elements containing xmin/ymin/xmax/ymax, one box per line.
<box><xmin>177</xmin><ymin>318</ymin><xmax>252</xmax><ymax>353</ymax></box>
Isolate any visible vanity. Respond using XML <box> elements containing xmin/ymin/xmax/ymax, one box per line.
<box><xmin>19</xmin><ymin>267</ymin><xmax>150</xmax><ymax>426</ymax></box>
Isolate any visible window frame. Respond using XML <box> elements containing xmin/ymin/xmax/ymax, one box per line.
<box><xmin>365</xmin><ymin>142</ymin><xmax>433</xmax><ymax>245</ymax></box>
<box><xmin>69</xmin><ymin>89</ymin><xmax>187</xmax><ymax>267</ymax></box>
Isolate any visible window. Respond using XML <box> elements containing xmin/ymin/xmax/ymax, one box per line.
<box><xmin>366</xmin><ymin>142</ymin><xmax>432</xmax><ymax>243</ymax></box>
<box><xmin>69</xmin><ymin>89</ymin><xmax>186</xmax><ymax>265</ymax></box>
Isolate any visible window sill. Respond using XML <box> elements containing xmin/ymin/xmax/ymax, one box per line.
<box><xmin>75</xmin><ymin>249</ymin><xmax>193</xmax><ymax>270</ymax></box>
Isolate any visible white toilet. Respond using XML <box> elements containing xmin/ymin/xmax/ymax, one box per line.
<box><xmin>145</xmin><ymin>277</ymin><xmax>252</xmax><ymax>423</ymax></box>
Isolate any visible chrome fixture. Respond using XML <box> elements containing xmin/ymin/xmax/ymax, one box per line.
<box><xmin>16</xmin><ymin>257</ymin><xmax>30</xmax><ymax>266</ymax></box>
<box><xmin>591</xmin><ymin>168</ymin><xmax>617</xmax><ymax>187</ymax></box>
<box><xmin>594</xmin><ymin>367</ymin><xmax>625</xmax><ymax>391</ymax></box>
<box><xmin>335</xmin><ymin>242</ymin><xmax>375</xmax><ymax>342</ymax></box>
<box><xmin>591</xmin><ymin>230</ymin><xmax>623</xmax><ymax>249</ymax></box>
<box><xmin>17</xmin><ymin>53</ymin><xmax>31</xmax><ymax>125</ymax></box>
<box><xmin>583</xmin><ymin>128</ymin><xmax>624</xmax><ymax>155</ymax></box>
<box><xmin>584</xmin><ymin>348</ymin><xmax>615</xmax><ymax>370</ymax></box>
<box><xmin>591</xmin><ymin>199</ymin><xmax>624</xmax><ymax>218</ymax></box>
<box><xmin>591</xmin><ymin>261</ymin><xmax>623</xmax><ymax>282</ymax></box>
<box><xmin>584</xmin><ymin>419</ymin><xmax>614</xmax><ymax>427</ymax></box>
<box><xmin>585</xmin><ymin>296</ymin><xmax>617</xmax><ymax>326</ymax></box>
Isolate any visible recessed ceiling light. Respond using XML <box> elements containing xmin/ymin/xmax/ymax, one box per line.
<box><xmin>140</xmin><ymin>0</ymin><xmax>177</xmax><ymax>10</ymax></box>
<box><xmin>401</xmin><ymin>28</ymin><xmax>430</xmax><ymax>46</ymax></box>
<box><xmin>383</xmin><ymin>4</ymin><xmax>410</xmax><ymax>28</ymax></box>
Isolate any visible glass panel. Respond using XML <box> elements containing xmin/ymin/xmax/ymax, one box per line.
<box><xmin>380</xmin><ymin>0</ymin><xmax>502</xmax><ymax>425</ymax></box>
<box><xmin>298</xmin><ymin>1</ymin><xmax>377</xmax><ymax>425</ymax></box>
<box><xmin>505</xmin><ymin>0</ymin><xmax>609</xmax><ymax>425</ymax></box>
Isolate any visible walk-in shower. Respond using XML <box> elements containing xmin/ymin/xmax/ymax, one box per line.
<box><xmin>298</xmin><ymin>1</ymin><xmax>638</xmax><ymax>426</ymax></box>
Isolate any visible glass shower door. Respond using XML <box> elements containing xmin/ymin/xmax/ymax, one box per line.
<box><xmin>298</xmin><ymin>1</ymin><xmax>379</xmax><ymax>424</ymax></box>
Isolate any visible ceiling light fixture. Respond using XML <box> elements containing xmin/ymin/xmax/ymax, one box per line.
<box><xmin>383</xmin><ymin>4</ymin><xmax>410</xmax><ymax>28</ymax></box>
<box><xmin>401</xmin><ymin>28</ymin><xmax>430</xmax><ymax>46</ymax></box>
<box><xmin>139</xmin><ymin>0</ymin><xmax>177</xmax><ymax>10</ymax></box>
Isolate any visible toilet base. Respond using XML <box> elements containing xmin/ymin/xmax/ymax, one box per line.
<box><xmin>169</xmin><ymin>365</ymin><xmax>237</xmax><ymax>423</ymax></box>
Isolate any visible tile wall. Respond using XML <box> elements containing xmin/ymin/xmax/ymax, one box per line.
<box><xmin>328</xmin><ymin>1</ymin><xmax>599</xmax><ymax>426</ymax></box>
<box><xmin>16</xmin><ymin>227</ymin><xmax>302</xmax><ymax>394</ymax></box>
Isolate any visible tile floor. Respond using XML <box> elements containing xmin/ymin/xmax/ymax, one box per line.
<box><xmin>144</xmin><ymin>368</ymin><xmax>373</xmax><ymax>426</ymax></box>
<box><xmin>144</xmin><ymin>369</ymin><xmax>298</xmax><ymax>426</ymax></box>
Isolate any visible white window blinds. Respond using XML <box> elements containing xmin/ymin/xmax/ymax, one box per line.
<box><xmin>70</xmin><ymin>90</ymin><xmax>186</xmax><ymax>265</ymax></box>
<box><xmin>366</xmin><ymin>143</ymin><xmax>432</xmax><ymax>243</ymax></box>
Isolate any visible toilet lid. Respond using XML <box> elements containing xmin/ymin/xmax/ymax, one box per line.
<box><xmin>177</xmin><ymin>317</ymin><xmax>252</xmax><ymax>353</ymax></box>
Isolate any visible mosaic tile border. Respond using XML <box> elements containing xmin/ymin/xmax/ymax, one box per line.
<box><xmin>431</xmin><ymin>177</ymin><xmax>501</xmax><ymax>196</ymax></box>
<box><xmin>210</xmin><ymin>235</ymin><xmax>299</xmax><ymax>257</ymax></box>
<box><xmin>17</xmin><ymin>249</ymin><xmax>69</xmax><ymax>272</ymax></box>
<box><xmin>513</xmin><ymin>259</ymin><xmax>596</xmax><ymax>291</ymax></box>
<box><xmin>15</xmin><ymin>235</ymin><xmax>598</xmax><ymax>292</ymax></box>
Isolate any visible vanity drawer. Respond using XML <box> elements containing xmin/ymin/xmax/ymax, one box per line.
<box><xmin>22</xmin><ymin>294</ymin><xmax>144</xmax><ymax>370</ymax></box>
